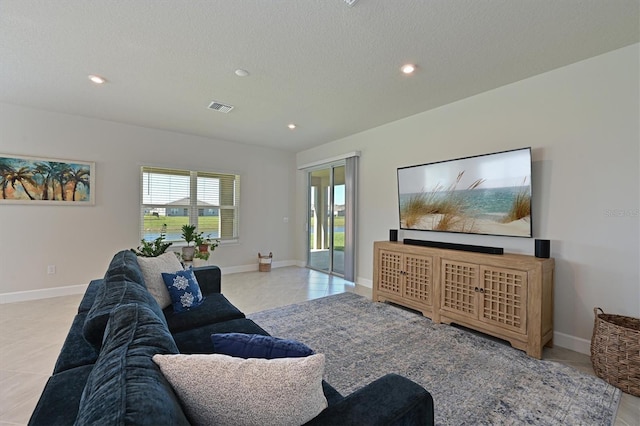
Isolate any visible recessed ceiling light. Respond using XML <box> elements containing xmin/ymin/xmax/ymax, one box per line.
<box><xmin>288</xmin><ymin>124</ymin><xmax>297</xmax><ymax>130</ymax></box>
<box><xmin>88</xmin><ymin>74</ymin><xmax>107</xmax><ymax>84</ymax></box>
<box><xmin>401</xmin><ymin>64</ymin><xmax>416</xmax><ymax>75</ymax></box>
<box><xmin>234</xmin><ymin>69</ymin><xmax>249</xmax><ymax>77</ymax></box>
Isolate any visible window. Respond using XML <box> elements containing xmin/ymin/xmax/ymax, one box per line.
<box><xmin>140</xmin><ymin>167</ymin><xmax>240</xmax><ymax>243</ymax></box>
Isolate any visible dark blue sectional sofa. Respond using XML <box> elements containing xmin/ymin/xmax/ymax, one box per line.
<box><xmin>29</xmin><ymin>250</ymin><xmax>434</xmax><ymax>425</ymax></box>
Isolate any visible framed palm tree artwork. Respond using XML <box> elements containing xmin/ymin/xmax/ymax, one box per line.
<box><xmin>0</xmin><ymin>154</ymin><xmax>95</xmax><ymax>205</ymax></box>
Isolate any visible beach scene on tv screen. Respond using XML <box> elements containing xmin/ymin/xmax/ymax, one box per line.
<box><xmin>398</xmin><ymin>149</ymin><xmax>531</xmax><ymax>237</ymax></box>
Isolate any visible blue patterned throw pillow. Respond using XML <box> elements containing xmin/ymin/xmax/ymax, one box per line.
<box><xmin>161</xmin><ymin>269</ymin><xmax>204</xmax><ymax>313</ymax></box>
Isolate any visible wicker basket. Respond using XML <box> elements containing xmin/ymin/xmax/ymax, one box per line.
<box><xmin>590</xmin><ymin>307</ymin><xmax>640</xmax><ymax>396</ymax></box>
<box><xmin>258</xmin><ymin>252</ymin><xmax>272</xmax><ymax>272</ymax></box>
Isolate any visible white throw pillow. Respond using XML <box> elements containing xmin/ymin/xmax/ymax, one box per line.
<box><xmin>136</xmin><ymin>252</ymin><xmax>183</xmax><ymax>309</ymax></box>
<box><xmin>152</xmin><ymin>353</ymin><xmax>328</xmax><ymax>426</ymax></box>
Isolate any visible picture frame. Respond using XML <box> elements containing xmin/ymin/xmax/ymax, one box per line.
<box><xmin>0</xmin><ymin>154</ymin><xmax>95</xmax><ymax>205</ymax></box>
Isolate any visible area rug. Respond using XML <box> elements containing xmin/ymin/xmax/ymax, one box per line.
<box><xmin>249</xmin><ymin>292</ymin><xmax>620</xmax><ymax>426</ymax></box>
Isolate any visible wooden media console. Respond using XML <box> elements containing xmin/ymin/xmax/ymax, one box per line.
<box><xmin>373</xmin><ymin>241</ymin><xmax>554</xmax><ymax>359</ymax></box>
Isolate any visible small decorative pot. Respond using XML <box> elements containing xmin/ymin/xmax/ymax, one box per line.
<box><xmin>181</xmin><ymin>246</ymin><xmax>196</xmax><ymax>261</ymax></box>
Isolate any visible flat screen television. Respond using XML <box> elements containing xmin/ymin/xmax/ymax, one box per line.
<box><xmin>397</xmin><ymin>147</ymin><xmax>532</xmax><ymax>238</ymax></box>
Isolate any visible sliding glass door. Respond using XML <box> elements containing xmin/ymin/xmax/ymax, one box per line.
<box><xmin>307</xmin><ymin>164</ymin><xmax>345</xmax><ymax>275</ymax></box>
<box><xmin>303</xmin><ymin>153</ymin><xmax>358</xmax><ymax>281</ymax></box>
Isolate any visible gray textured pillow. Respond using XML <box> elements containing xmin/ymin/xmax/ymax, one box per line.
<box><xmin>152</xmin><ymin>353</ymin><xmax>327</xmax><ymax>426</ymax></box>
<box><xmin>136</xmin><ymin>252</ymin><xmax>183</xmax><ymax>309</ymax></box>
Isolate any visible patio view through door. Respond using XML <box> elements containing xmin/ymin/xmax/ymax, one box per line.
<box><xmin>308</xmin><ymin>164</ymin><xmax>346</xmax><ymax>275</ymax></box>
<box><xmin>302</xmin><ymin>152</ymin><xmax>358</xmax><ymax>281</ymax></box>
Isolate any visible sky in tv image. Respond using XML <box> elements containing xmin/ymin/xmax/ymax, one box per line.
<box><xmin>398</xmin><ymin>148</ymin><xmax>532</xmax><ymax>237</ymax></box>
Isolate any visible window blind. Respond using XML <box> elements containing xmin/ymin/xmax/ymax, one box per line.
<box><xmin>140</xmin><ymin>167</ymin><xmax>240</xmax><ymax>242</ymax></box>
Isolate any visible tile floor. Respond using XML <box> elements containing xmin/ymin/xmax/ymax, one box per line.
<box><xmin>0</xmin><ymin>266</ymin><xmax>638</xmax><ymax>425</ymax></box>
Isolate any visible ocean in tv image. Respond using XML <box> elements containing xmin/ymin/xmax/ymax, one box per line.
<box><xmin>398</xmin><ymin>148</ymin><xmax>532</xmax><ymax>237</ymax></box>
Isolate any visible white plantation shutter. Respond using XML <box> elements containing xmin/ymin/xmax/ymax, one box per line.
<box><xmin>140</xmin><ymin>167</ymin><xmax>240</xmax><ymax>242</ymax></box>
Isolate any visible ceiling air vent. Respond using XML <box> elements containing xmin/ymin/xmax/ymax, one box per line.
<box><xmin>208</xmin><ymin>101</ymin><xmax>234</xmax><ymax>113</ymax></box>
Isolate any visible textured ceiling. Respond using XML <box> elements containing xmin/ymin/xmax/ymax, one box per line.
<box><xmin>1</xmin><ymin>0</ymin><xmax>638</xmax><ymax>152</ymax></box>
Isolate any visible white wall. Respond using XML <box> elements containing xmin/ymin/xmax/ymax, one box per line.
<box><xmin>0</xmin><ymin>105</ymin><xmax>296</xmax><ymax>299</ymax></box>
<box><xmin>296</xmin><ymin>44</ymin><xmax>640</xmax><ymax>352</ymax></box>
<box><xmin>1</xmin><ymin>45</ymin><xmax>637</xmax><ymax>353</ymax></box>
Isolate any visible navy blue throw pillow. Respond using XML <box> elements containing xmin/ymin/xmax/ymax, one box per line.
<box><xmin>211</xmin><ymin>333</ymin><xmax>315</xmax><ymax>359</ymax></box>
<box><xmin>161</xmin><ymin>269</ymin><xmax>204</xmax><ymax>313</ymax></box>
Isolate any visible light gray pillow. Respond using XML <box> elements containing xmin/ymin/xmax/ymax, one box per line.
<box><xmin>152</xmin><ymin>353</ymin><xmax>328</xmax><ymax>426</ymax></box>
<box><xmin>136</xmin><ymin>252</ymin><xmax>183</xmax><ymax>309</ymax></box>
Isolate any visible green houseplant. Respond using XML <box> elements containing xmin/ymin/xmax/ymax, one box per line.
<box><xmin>131</xmin><ymin>224</ymin><xmax>173</xmax><ymax>257</ymax></box>
<box><xmin>180</xmin><ymin>224</ymin><xmax>198</xmax><ymax>261</ymax></box>
<box><xmin>194</xmin><ymin>233</ymin><xmax>208</xmax><ymax>253</ymax></box>
<box><xmin>208</xmin><ymin>235</ymin><xmax>221</xmax><ymax>252</ymax></box>
<box><xmin>193</xmin><ymin>234</ymin><xmax>221</xmax><ymax>261</ymax></box>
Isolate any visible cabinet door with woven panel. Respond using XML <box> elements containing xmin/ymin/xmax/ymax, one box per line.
<box><xmin>403</xmin><ymin>254</ymin><xmax>433</xmax><ymax>308</ymax></box>
<box><xmin>440</xmin><ymin>260</ymin><xmax>478</xmax><ymax>319</ymax></box>
<box><xmin>479</xmin><ymin>266</ymin><xmax>527</xmax><ymax>334</ymax></box>
<box><xmin>377</xmin><ymin>249</ymin><xmax>403</xmax><ymax>296</ymax></box>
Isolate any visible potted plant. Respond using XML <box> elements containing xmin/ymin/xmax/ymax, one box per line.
<box><xmin>180</xmin><ymin>224</ymin><xmax>197</xmax><ymax>261</ymax></box>
<box><xmin>131</xmin><ymin>224</ymin><xmax>173</xmax><ymax>257</ymax></box>
<box><xmin>194</xmin><ymin>233</ymin><xmax>209</xmax><ymax>253</ymax></box>
<box><xmin>209</xmin><ymin>236</ymin><xmax>221</xmax><ymax>252</ymax></box>
<box><xmin>193</xmin><ymin>234</ymin><xmax>220</xmax><ymax>262</ymax></box>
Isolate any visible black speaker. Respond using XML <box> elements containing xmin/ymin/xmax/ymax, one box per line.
<box><xmin>403</xmin><ymin>239</ymin><xmax>504</xmax><ymax>255</ymax></box>
<box><xmin>389</xmin><ymin>229</ymin><xmax>398</xmax><ymax>242</ymax></box>
<box><xmin>535</xmin><ymin>239</ymin><xmax>550</xmax><ymax>258</ymax></box>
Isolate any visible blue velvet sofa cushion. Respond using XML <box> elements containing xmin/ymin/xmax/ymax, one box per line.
<box><xmin>191</xmin><ymin>265</ymin><xmax>221</xmax><ymax>295</ymax></box>
<box><xmin>161</xmin><ymin>269</ymin><xmax>204</xmax><ymax>313</ymax></box>
<box><xmin>28</xmin><ymin>364</ymin><xmax>94</xmax><ymax>426</ymax></box>
<box><xmin>173</xmin><ymin>318</ymin><xmax>269</xmax><ymax>354</ymax></box>
<box><xmin>83</xmin><ymin>279</ymin><xmax>166</xmax><ymax>350</ymax></box>
<box><xmin>163</xmin><ymin>293</ymin><xmax>244</xmax><ymax>333</ymax></box>
<box><xmin>304</xmin><ymin>373</ymin><xmax>434</xmax><ymax>426</ymax></box>
<box><xmin>211</xmin><ymin>333</ymin><xmax>315</xmax><ymax>359</ymax></box>
<box><xmin>74</xmin><ymin>303</ymin><xmax>189</xmax><ymax>426</ymax></box>
<box><xmin>77</xmin><ymin>279</ymin><xmax>102</xmax><ymax>314</ymax></box>
<box><xmin>53</xmin><ymin>313</ymin><xmax>98</xmax><ymax>374</ymax></box>
<box><xmin>103</xmin><ymin>250</ymin><xmax>145</xmax><ymax>284</ymax></box>
<box><xmin>321</xmin><ymin>381</ymin><xmax>344</xmax><ymax>407</ymax></box>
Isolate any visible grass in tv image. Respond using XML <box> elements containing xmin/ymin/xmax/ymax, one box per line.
<box><xmin>398</xmin><ymin>149</ymin><xmax>532</xmax><ymax>237</ymax></box>
<box><xmin>401</xmin><ymin>172</ymin><xmax>483</xmax><ymax>232</ymax></box>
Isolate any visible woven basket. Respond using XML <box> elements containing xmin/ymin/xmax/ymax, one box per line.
<box><xmin>590</xmin><ymin>307</ymin><xmax>640</xmax><ymax>396</ymax></box>
<box><xmin>258</xmin><ymin>252</ymin><xmax>272</xmax><ymax>272</ymax></box>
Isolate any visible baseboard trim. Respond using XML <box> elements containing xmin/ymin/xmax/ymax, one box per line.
<box><xmin>0</xmin><ymin>260</ymin><xmax>301</xmax><ymax>303</ymax></box>
<box><xmin>0</xmin><ymin>283</ymin><xmax>88</xmax><ymax>304</ymax></box>
<box><xmin>220</xmin><ymin>260</ymin><xmax>299</xmax><ymax>275</ymax></box>
<box><xmin>222</xmin><ymin>261</ymin><xmax>375</xmax><ymax>289</ymax></box>
<box><xmin>272</xmin><ymin>260</ymin><xmax>299</xmax><ymax>269</ymax></box>
<box><xmin>357</xmin><ymin>277</ymin><xmax>372</xmax><ymax>288</ymax></box>
<box><xmin>553</xmin><ymin>331</ymin><xmax>591</xmax><ymax>355</ymax></box>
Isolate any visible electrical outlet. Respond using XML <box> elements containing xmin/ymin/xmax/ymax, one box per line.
<box><xmin>47</xmin><ymin>265</ymin><xmax>56</xmax><ymax>274</ymax></box>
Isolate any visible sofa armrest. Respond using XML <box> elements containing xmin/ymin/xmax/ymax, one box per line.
<box><xmin>193</xmin><ymin>265</ymin><xmax>221</xmax><ymax>295</ymax></box>
<box><xmin>305</xmin><ymin>374</ymin><xmax>434</xmax><ymax>426</ymax></box>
